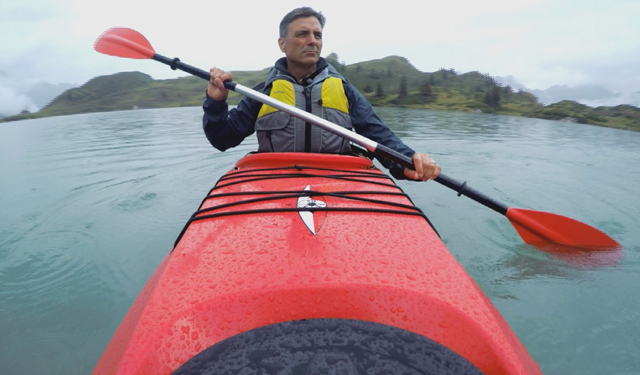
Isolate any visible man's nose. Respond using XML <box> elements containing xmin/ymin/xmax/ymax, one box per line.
<box><xmin>306</xmin><ymin>35</ymin><xmax>320</xmax><ymax>45</ymax></box>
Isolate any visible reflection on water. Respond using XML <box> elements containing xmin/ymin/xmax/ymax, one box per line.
<box><xmin>1</xmin><ymin>106</ymin><xmax>639</xmax><ymax>375</ymax></box>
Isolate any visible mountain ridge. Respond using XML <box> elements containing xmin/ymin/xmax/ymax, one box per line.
<box><xmin>3</xmin><ymin>55</ymin><xmax>639</xmax><ymax>132</ymax></box>
<box><xmin>496</xmin><ymin>75</ymin><xmax>640</xmax><ymax>107</ymax></box>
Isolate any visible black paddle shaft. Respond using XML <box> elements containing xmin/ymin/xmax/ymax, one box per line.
<box><xmin>376</xmin><ymin>144</ymin><xmax>509</xmax><ymax>215</ymax></box>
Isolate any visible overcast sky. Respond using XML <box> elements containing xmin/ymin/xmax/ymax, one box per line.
<box><xmin>2</xmin><ymin>0</ymin><xmax>639</xmax><ymax>114</ymax></box>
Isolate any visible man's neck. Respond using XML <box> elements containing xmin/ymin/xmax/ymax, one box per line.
<box><xmin>287</xmin><ymin>63</ymin><xmax>317</xmax><ymax>84</ymax></box>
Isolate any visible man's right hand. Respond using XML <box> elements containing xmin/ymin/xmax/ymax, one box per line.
<box><xmin>208</xmin><ymin>68</ymin><xmax>233</xmax><ymax>101</ymax></box>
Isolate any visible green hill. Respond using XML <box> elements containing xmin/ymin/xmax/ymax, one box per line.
<box><xmin>327</xmin><ymin>55</ymin><xmax>535</xmax><ymax>112</ymax></box>
<box><xmin>3</xmin><ymin>55</ymin><xmax>640</xmax><ymax>132</ymax></box>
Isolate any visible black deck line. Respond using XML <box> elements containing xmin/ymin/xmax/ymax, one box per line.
<box><xmin>173</xmin><ymin>206</ymin><xmax>429</xmax><ymax>248</ymax></box>
<box><xmin>172</xmin><ymin>165</ymin><xmax>439</xmax><ymax>249</ymax></box>
<box><xmin>194</xmin><ymin>191</ymin><xmax>422</xmax><ymax>217</ymax></box>
<box><xmin>213</xmin><ymin>173</ymin><xmax>396</xmax><ymax>190</ymax></box>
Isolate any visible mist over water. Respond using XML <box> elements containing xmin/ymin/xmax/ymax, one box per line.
<box><xmin>1</xmin><ymin>106</ymin><xmax>638</xmax><ymax>374</ymax></box>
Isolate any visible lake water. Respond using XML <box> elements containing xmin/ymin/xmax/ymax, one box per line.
<box><xmin>1</xmin><ymin>106</ymin><xmax>639</xmax><ymax>374</ymax></box>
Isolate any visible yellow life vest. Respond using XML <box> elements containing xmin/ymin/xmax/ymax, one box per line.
<box><xmin>255</xmin><ymin>74</ymin><xmax>352</xmax><ymax>153</ymax></box>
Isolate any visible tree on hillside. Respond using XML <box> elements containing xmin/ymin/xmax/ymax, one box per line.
<box><xmin>502</xmin><ymin>85</ymin><xmax>513</xmax><ymax>101</ymax></box>
<box><xmin>364</xmin><ymin>84</ymin><xmax>373</xmax><ymax>94</ymax></box>
<box><xmin>420</xmin><ymin>81</ymin><xmax>433</xmax><ymax>97</ymax></box>
<box><xmin>369</xmin><ymin>69</ymin><xmax>381</xmax><ymax>79</ymax></box>
<box><xmin>398</xmin><ymin>76</ymin><xmax>408</xmax><ymax>99</ymax></box>
<box><xmin>326</xmin><ymin>53</ymin><xmax>346</xmax><ymax>72</ymax></box>
<box><xmin>375</xmin><ymin>82</ymin><xmax>385</xmax><ymax>98</ymax></box>
<box><xmin>484</xmin><ymin>73</ymin><xmax>497</xmax><ymax>86</ymax></box>
<box><xmin>386</xmin><ymin>65</ymin><xmax>394</xmax><ymax>78</ymax></box>
<box><xmin>484</xmin><ymin>86</ymin><xmax>501</xmax><ymax>108</ymax></box>
<box><xmin>439</xmin><ymin>68</ymin><xmax>449</xmax><ymax>80</ymax></box>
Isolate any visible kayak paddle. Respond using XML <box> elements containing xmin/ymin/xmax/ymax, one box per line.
<box><xmin>94</xmin><ymin>27</ymin><xmax>621</xmax><ymax>251</ymax></box>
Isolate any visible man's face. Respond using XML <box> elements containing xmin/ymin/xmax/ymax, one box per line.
<box><xmin>278</xmin><ymin>16</ymin><xmax>323</xmax><ymax>69</ymax></box>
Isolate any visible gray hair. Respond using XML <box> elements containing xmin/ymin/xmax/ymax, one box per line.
<box><xmin>279</xmin><ymin>7</ymin><xmax>326</xmax><ymax>39</ymax></box>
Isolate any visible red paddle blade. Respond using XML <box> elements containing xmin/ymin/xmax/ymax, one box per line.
<box><xmin>94</xmin><ymin>27</ymin><xmax>155</xmax><ymax>59</ymax></box>
<box><xmin>506</xmin><ymin>208</ymin><xmax>620</xmax><ymax>250</ymax></box>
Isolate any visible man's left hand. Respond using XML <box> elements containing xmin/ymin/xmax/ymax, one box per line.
<box><xmin>404</xmin><ymin>152</ymin><xmax>441</xmax><ymax>181</ymax></box>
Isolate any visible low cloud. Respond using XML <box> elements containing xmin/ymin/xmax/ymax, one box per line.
<box><xmin>0</xmin><ymin>80</ymin><xmax>38</xmax><ymax>117</ymax></box>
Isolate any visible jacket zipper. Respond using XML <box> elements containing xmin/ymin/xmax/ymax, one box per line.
<box><xmin>304</xmin><ymin>87</ymin><xmax>312</xmax><ymax>152</ymax></box>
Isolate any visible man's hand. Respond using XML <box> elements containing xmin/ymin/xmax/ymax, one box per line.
<box><xmin>207</xmin><ymin>68</ymin><xmax>233</xmax><ymax>101</ymax></box>
<box><xmin>404</xmin><ymin>152</ymin><xmax>441</xmax><ymax>181</ymax></box>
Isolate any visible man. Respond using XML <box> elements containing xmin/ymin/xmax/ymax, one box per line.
<box><xmin>203</xmin><ymin>7</ymin><xmax>440</xmax><ymax>181</ymax></box>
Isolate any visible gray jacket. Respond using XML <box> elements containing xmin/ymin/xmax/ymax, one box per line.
<box><xmin>202</xmin><ymin>57</ymin><xmax>416</xmax><ymax>179</ymax></box>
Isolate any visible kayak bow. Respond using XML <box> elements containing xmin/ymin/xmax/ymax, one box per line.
<box><xmin>94</xmin><ymin>153</ymin><xmax>541</xmax><ymax>375</ymax></box>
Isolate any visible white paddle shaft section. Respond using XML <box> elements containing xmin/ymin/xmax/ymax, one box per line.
<box><xmin>232</xmin><ymin>83</ymin><xmax>378</xmax><ymax>152</ymax></box>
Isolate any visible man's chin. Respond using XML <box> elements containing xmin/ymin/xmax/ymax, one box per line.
<box><xmin>302</xmin><ymin>54</ymin><xmax>319</xmax><ymax>62</ymax></box>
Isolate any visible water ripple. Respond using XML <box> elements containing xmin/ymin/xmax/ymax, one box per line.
<box><xmin>1</xmin><ymin>230</ymin><xmax>99</xmax><ymax>313</ymax></box>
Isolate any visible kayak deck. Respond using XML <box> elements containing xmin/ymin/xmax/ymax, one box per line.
<box><xmin>94</xmin><ymin>153</ymin><xmax>540</xmax><ymax>375</ymax></box>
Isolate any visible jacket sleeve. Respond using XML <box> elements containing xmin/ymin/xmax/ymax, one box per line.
<box><xmin>202</xmin><ymin>93</ymin><xmax>261</xmax><ymax>151</ymax></box>
<box><xmin>344</xmin><ymin>84</ymin><xmax>416</xmax><ymax>180</ymax></box>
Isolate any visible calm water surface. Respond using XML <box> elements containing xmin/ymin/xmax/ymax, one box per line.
<box><xmin>1</xmin><ymin>107</ymin><xmax>638</xmax><ymax>374</ymax></box>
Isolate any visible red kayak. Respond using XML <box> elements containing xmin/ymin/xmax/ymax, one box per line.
<box><xmin>93</xmin><ymin>152</ymin><xmax>541</xmax><ymax>375</ymax></box>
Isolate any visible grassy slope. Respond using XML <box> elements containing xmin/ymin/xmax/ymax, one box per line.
<box><xmin>3</xmin><ymin>57</ymin><xmax>639</xmax><ymax>132</ymax></box>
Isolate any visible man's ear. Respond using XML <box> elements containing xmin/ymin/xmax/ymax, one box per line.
<box><xmin>278</xmin><ymin>37</ymin><xmax>286</xmax><ymax>53</ymax></box>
